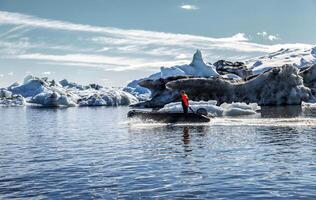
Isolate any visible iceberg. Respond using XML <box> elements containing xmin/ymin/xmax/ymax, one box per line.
<box><xmin>78</xmin><ymin>88</ymin><xmax>138</xmax><ymax>106</ymax></box>
<box><xmin>134</xmin><ymin>64</ymin><xmax>313</xmax><ymax>108</ymax></box>
<box><xmin>29</xmin><ymin>91</ymin><xmax>77</xmax><ymax>107</ymax></box>
<box><xmin>167</xmin><ymin>64</ymin><xmax>312</xmax><ymax>106</ymax></box>
<box><xmin>0</xmin><ymin>88</ymin><xmax>25</xmax><ymax>106</ymax></box>
<box><xmin>6</xmin><ymin>75</ymin><xmax>138</xmax><ymax>107</ymax></box>
<box><xmin>124</xmin><ymin>50</ymin><xmax>220</xmax><ymax>99</ymax></box>
<box><xmin>9</xmin><ymin>75</ymin><xmax>46</xmax><ymax>98</ymax></box>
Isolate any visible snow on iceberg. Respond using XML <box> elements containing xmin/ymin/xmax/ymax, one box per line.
<box><xmin>158</xmin><ymin>100</ymin><xmax>259</xmax><ymax>117</ymax></box>
<box><xmin>123</xmin><ymin>79</ymin><xmax>151</xmax><ymax>101</ymax></box>
<box><xmin>9</xmin><ymin>75</ymin><xmax>46</xmax><ymax>97</ymax></box>
<box><xmin>0</xmin><ymin>88</ymin><xmax>26</xmax><ymax>106</ymax></box>
<box><xmin>246</xmin><ymin>46</ymin><xmax>316</xmax><ymax>75</ymax></box>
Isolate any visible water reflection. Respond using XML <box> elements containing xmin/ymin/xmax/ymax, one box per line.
<box><xmin>257</xmin><ymin>126</ymin><xmax>301</xmax><ymax>146</ymax></box>
<box><xmin>182</xmin><ymin>127</ymin><xmax>190</xmax><ymax>145</ymax></box>
<box><xmin>260</xmin><ymin>106</ymin><xmax>302</xmax><ymax>118</ymax></box>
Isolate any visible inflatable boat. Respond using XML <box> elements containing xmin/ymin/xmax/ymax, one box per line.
<box><xmin>127</xmin><ymin>109</ymin><xmax>211</xmax><ymax>123</ymax></box>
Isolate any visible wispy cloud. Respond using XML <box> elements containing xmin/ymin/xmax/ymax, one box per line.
<box><xmin>180</xmin><ymin>4</ymin><xmax>199</xmax><ymax>10</ymax></box>
<box><xmin>257</xmin><ymin>31</ymin><xmax>280</xmax><ymax>41</ymax></box>
<box><xmin>0</xmin><ymin>11</ymin><xmax>312</xmax><ymax>72</ymax></box>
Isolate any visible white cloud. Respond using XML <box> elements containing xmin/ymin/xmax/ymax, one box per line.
<box><xmin>180</xmin><ymin>4</ymin><xmax>199</xmax><ymax>10</ymax></box>
<box><xmin>257</xmin><ymin>31</ymin><xmax>280</xmax><ymax>41</ymax></box>
<box><xmin>7</xmin><ymin>72</ymin><xmax>14</xmax><ymax>76</ymax></box>
<box><xmin>0</xmin><ymin>74</ymin><xmax>4</xmax><ymax>77</ymax></box>
<box><xmin>0</xmin><ymin>11</ymin><xmax>312</xmax><ymax>73</ymax></box>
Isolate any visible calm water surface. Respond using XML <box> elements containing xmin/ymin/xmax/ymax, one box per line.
<box><xmin>1</xmin><ymin>106</ymin><xmax>316</xmax><ymax>199</ymax></box>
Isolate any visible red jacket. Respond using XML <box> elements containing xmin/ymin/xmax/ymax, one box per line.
<box><xmin>181</xmin><ymin>94</ymin><xmax>189</xmax><ymax>107</ymax></box>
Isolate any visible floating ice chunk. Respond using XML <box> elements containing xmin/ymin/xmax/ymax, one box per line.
<box><xmin>0</xmin><ymin>88</ymin><xmax>12</xmax><ymax>98</ymax></box>
<box><xmin>224</xmin><ymin>108</ymin><xmax>256</xmax><ymax>116</ymax></box>
<box><xmin>29</xmin><ymin>92</ymin><xmax>77</xmax><ymax>107</ymax></box>
<box><xmin>0</xmin><ymin>88</ymin><xmax>26</xmax><ymax>106</ymax></box>
<box><xmin>78</xmin><ymin>88</ymin><xmax>138</xmax><ymax>106</ymax></box>
<box><xmin>159</xmin><ymin>101</ymin><xmax>259</xmax><ymax>117</ymax></box>
<box><xmin>221</xmin><ymin>102</ymin><xmax>259</xmax><ymax>116</ymax></box>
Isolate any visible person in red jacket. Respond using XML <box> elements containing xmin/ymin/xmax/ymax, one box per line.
<box><xmin>180</xmin><ymin>90</ymin><xmax>189</xmax><ymax>114</ymax></box>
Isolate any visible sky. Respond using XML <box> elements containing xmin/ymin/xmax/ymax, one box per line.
<box><xmin>0</xmin><ymin>0</ymin><xmax>316</xmax><ymax>87</ymax></box>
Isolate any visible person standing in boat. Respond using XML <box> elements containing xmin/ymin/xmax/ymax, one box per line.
<box><xmin>180</xmin><ymin>90</ymin><xmax>189</xmax><ymax>114</ymax></box>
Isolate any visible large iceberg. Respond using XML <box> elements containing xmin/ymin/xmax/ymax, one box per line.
<box><xmin>128</xmin><ymin>47</ymin><xmax>316</xmax><ymax>108</ymax></box>
<box><xmin>134</xmin><ymin>64</ymin><xmax>313</xmax><ymax>108</ymax></box>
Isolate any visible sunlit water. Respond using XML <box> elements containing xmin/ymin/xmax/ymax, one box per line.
<box><xmin>1</xmin><ymin>106</ymin><xmax>316</xmax><ymax>199</ymax></box>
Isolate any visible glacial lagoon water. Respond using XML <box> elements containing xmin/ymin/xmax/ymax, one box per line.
<box><xmin>1</xmin><ymin>106</ymin><xmax>316</xmax><ymax>199</ymax></box>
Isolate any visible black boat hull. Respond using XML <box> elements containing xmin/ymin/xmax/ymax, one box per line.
<box><xmin>127</xmin><ymin>110</ymin><xmax>211</xmax><ymax>123</ymax></box>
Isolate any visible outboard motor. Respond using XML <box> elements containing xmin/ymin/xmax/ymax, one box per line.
<box><xmin>196</xmin><ymin>108</ymin><xmax>208</xmax><ymax>116</ymax></box>
<box><xmin>127</xmin><ymin>110</ymin><xmax>136</xmax><ymax>117</ymax></box>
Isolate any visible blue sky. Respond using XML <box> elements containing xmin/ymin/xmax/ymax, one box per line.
<box><xmin>0</xmin><ymin>0</ymin><xmax>315</xmax><ymax>87</ymax></box>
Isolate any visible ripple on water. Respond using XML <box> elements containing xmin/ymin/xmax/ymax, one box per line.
<box><xmin>0</xmin><ymin>106</ymin><xmax>316</xmax><ymax>199</ymax></box>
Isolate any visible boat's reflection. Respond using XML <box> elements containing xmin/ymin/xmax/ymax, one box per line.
<box><xmin>182</xmin><ymin>126</ymin><xmax>190</xmax><ymax>145</ymax></box>
<box><xmin>260</xmin><ymin>105</ymin><xmax>303</xmax><ymax>118</ymax></box>
<box><xmin>128</xmin><ymin>124</ymin><xmax>209</xmax><ymax>157</ymax></box>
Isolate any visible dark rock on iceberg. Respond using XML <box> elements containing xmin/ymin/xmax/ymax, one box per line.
<box><xmin>213</xmin><ymin>60</ymin><xmax>252</xmax><ymax>80</ymax></box>
<box><xmin>300</xmin><ymin>64</ymin><xmax>316</xmax><ymax>95</ymax></box>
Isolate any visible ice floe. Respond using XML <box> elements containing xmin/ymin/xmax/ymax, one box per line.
<box><xmin>158</xmin><ymin>100</ymin><xmax>259</xmax><ymax>117</ymax></box>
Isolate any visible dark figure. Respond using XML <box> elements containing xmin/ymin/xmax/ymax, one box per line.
<box><xmin>180</xmin><ymin>90</ymin><xmax>189</xmax><ymax>114</ymax></box>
